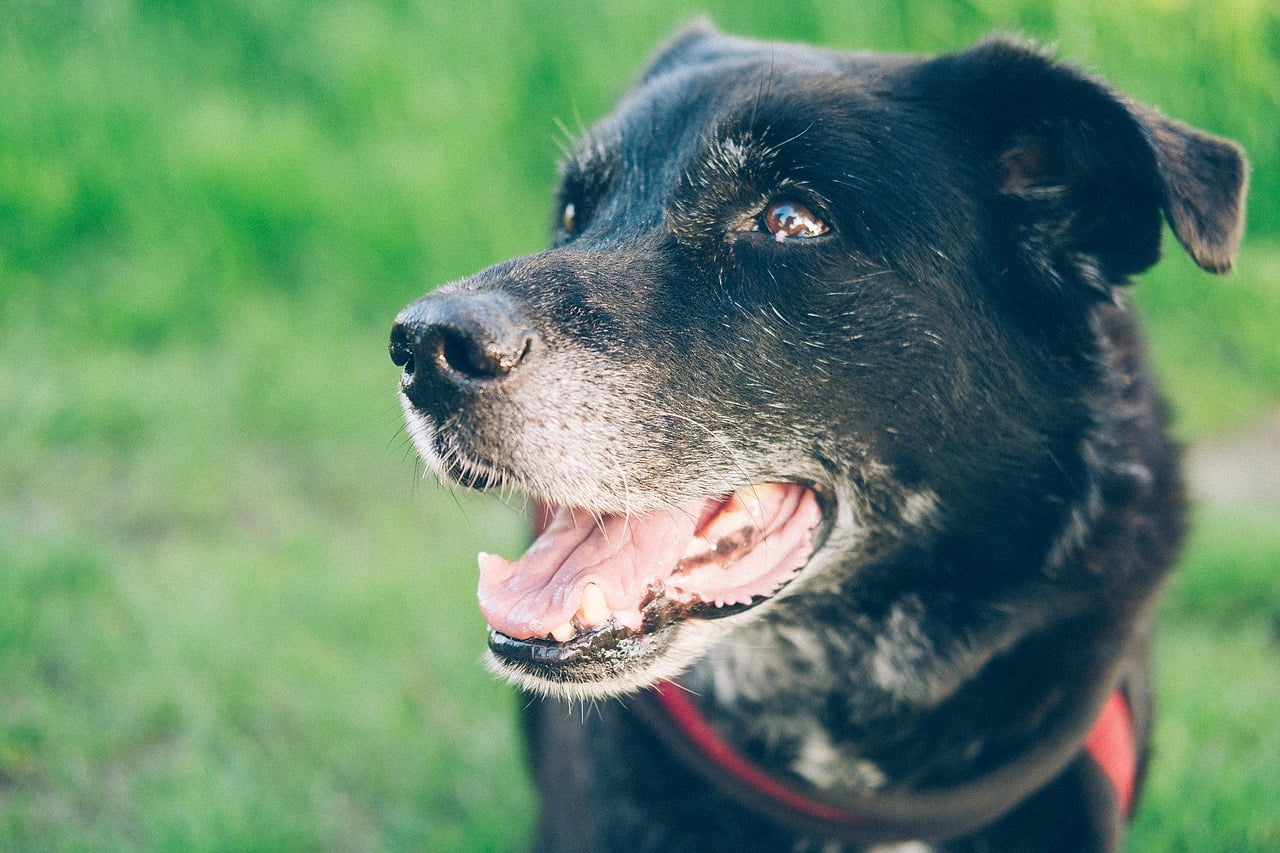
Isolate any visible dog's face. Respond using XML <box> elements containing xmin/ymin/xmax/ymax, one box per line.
<box><xmin>391</xmin><ymin>26</ymin><xmax>1244</xmax><ymax>699</ymax></box>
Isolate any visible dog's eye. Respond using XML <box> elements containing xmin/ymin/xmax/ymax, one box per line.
<box><xmin>762</xmin><ymin>200</ymin><xmax>828</xmax><ymax>240</ymax></box>
<box><xmin>734</xmin><ymin>199</ymin><xmax>829</xmax><ymax>242</ymax></box>
<box><xmin>561</xmin><ymin>202</ymin><xmax>577</xmax><ymax>234</ymax></box>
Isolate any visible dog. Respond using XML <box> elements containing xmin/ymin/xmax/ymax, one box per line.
<box><xmin>389</xmin><ymin>23</ymin><xmax>1247</xmax><ymax>852</ymax></box>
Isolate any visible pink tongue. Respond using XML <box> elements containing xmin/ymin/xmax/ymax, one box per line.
<box><xmin>477</xmin><ymin>499</ymin><xmax>712</xmax><ymax>639</ymax></box>
<box><xmin>476</xmin><ymin>486</ymin><xmax>821</xmax><ymax>641</ymax></box>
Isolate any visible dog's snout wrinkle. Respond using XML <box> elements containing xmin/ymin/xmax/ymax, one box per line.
<box><xmin>390</xmin><ymin>291</ymin><xmax>539</xmax><ymax>400</ymax></box>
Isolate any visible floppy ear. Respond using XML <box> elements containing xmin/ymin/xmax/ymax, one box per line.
<box><xmin>1130</xmin><ymin>101</ymin><xmax>1249</xmax><ymax>273</ymax></box>
<box><xmin>920</xmin><ymin>39</ymin><xmax>1248</xmax><ymax>287</ymax></box>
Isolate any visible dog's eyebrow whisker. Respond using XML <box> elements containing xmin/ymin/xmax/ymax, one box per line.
<box><xmin>761</xmin><ymin>120</ymin><xmax>816</xmax><ymax>158</ymax></box>
<box><xmin>551</xmin><ymin>116</ymin><xmax>579</xmax><ymax>158</ymax></box>
<box><xmin>747</xmin><ymin>51</ymin><xmax>778</xmax><ymax>132</ymax></box>
<box><xmin>569</xmin><ymin>102</ymin><xmax>589</xmax><ymax>141</ymax></box>
<box><xmin>826</xmin><ymin>174</ymin><xmax>878</xmax><ymax>192</ymax></box>
<box><xmin>667</xmin><ymin>502</ymin><xmax>705</xmax><ymax>531</ymax></box>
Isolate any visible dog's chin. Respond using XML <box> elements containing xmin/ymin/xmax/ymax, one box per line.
<box><xmin>482</xmin><ymin>606</ymin><xmax>760</xmax><ymax>701</ymax></box>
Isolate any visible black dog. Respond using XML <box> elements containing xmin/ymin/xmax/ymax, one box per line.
<box><xmin>390</xmin><ymin>24</ymin><xmax>1247</xmax><ymax>852</ymax></box>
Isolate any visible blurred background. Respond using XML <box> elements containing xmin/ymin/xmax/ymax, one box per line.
<box><xmin>2</xmin><ymin>0</ymin><xmax>1277</xmax><ymax>849</ymax></box>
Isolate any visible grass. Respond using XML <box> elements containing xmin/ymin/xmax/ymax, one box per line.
<box><xmin>1</xmin><ymin>0</ymin><xmax>1277</xmax><ymax>849</ymax></box>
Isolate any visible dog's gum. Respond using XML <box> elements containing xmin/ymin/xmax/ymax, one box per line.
<box><xmin>675</xmin><ymin>526</ymin><xmax>760</xmax><ymax>572</ymax></box>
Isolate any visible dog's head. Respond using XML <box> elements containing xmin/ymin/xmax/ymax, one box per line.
<box><xmin>390</xmin><ymin>25</ymin><xmax>1246</xmax><ymax>699</ymax></box>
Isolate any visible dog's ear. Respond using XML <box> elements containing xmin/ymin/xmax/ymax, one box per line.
<box><xmin>1127</xmin><ymin>100</ymin><xmax>1249</xmax><ymax>273</ymax></box>
<box><xmin>919</xmin><ymin>39</ymin><xmax>1248</xmax><ymax>284</ymax></box>
<box><xmin>640</xmin><ymin>19</ymin><xmax>733</xmax><ymax>82</ymax></box>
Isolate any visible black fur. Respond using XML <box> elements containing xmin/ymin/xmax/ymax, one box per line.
<box><xmin>390</xmin><ymin>25</ymin><xmax>1247</xmax><ymax>852</ymax></box>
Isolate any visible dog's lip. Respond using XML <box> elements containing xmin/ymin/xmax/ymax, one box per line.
<box><xmin>428</xmin><ymin>432</ymin><xmax>509</xmax><ymax>491</ymax></box>
<box><xmin>485</xmin><ymin>583</ymin><xmax>766</xmax><ymax>670</ymax></box>
<box><xmin>478</xmin><ymin>482</ymin><xmax>827</xmax><ymax>653</ymax></box>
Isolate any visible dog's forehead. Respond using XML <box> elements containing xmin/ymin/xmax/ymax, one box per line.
<box><xmin>566</xmin><ymin>45</ymin><xmax>914</xmax><ymax>184</ymax></box>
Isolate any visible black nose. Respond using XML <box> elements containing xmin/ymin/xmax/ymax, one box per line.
<box><xmin>389</xmin><ymin>290</ymin><xmax>539</xmax><ymax>400</ymax></box>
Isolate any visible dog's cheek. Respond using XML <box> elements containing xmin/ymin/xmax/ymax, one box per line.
<box><xmin>443</xmin><ymin>347</ymin><xmax>737</xmax><ymax>511</ymax></box>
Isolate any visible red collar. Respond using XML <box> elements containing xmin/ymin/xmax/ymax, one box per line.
<box><xmin>1083</xmin><ymin>688</ymin><xmax>1138</xmax><ymax>814</ymax></box>
<box><xmin>645</xmin><ymin>679</ymin><xmax>1137</xmax><ymax>841</ymax></box>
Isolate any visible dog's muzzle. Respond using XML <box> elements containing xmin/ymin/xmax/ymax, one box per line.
<box><xmin>389</xmin><ymin>287</ymin><xmax>827</xmax><ymax>695</ymax></box>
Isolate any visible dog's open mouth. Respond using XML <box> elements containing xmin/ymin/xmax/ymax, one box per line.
<box><xmin>479</xmin><ymin>483</ymin><xmax>823</xmax><ymax>669</ymax></box>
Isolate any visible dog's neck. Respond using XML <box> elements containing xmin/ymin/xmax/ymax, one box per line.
<box><xmin>678</xmin><ymin>520</ymin><xmax>1151</xmax><ymax>799</ymax></box>
<box><xmin>678</xmin><ymin>583</ymin><xmax>1010</xmax><ymax>795</ymax></box>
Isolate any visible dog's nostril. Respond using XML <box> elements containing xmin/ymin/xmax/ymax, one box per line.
<box><xmin>389</xmin><ymin>324</ymin><xmax>415</xmax><ymax>370</ymax></box>
<box><xmin>437</xmin><ymin>327</ymin><xmax>534</xmax><ymax>380</ymax></box>
<box><xmin>439</xmin><ymin>328</ymin><xmax>488</xmax><ymax>378</ymax></box>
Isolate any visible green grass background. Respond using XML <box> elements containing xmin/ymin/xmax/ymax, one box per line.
<box><xmin>2</xmin><ymin>0</ymin><xmax>1277</xmax><ymax>849</ymax></box>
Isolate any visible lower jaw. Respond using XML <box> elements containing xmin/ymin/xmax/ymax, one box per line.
<box><xmin>485</xmin><ymin>589</ymin><xmax>771</xmax><ymax>693</ymax></box>
<box><xmin>484</xmin><ymin>631</ymin><xmax>699</xmax><ymax>700</ymax></box>
<box><xmin>488</xmin><ymin>626</ymin><xmax>668</xmax><ymax>686</ymax></box>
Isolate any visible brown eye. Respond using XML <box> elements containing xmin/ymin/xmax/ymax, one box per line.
<box><xmin>561</xmin><ymin>202</ymin><xmax>577</xmax><ymax>234</ymax></box>
<box><xmin>763</xmin><ymin>200</ymin><xmax>827</xmax><ymax>240</ymax></box>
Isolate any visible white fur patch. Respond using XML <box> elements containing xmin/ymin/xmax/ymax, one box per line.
<box><xmin>792</xmin><ymin>728</ymin><xmax>886</xmax><ymax>792</ymax></box>
<box><xmin>870</xmin><ymin>601</ymin><xmax>923</xmax><ymax>687</ymax></box>
<box><xmin>869</xmin><ymin>596</ymin><xmax>941</xmax><ymax>702</ymax></box>
<box><xmin>900</xmin><ymin>488</ymin><xmax>940</xmax><ymax>529</ymax></box>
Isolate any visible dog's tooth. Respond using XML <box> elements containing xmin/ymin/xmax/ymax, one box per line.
<box><xmin>550</xmin><ymin>621</ymin><xmax>577</xmax><ymax>643</ymax></box>
<box><xmin>577</xmin><ymin>582</ymin><xmax>610</xmax><ymax>627</ymax></box>
<box><xmin>733</xmin><ymin>483</ymin><xmax>784</xmax><ymax>515</ymax></box>
<box><xmin>704</xmin><ymin>494</ymin><xmax>760</xmax><ymax>537</ymax></box>
<box><xmin>720</xmin><ymin>483</ymin><xmax>786</xmax><ymax>531</ymax></box>
<box><xmin>681</xmin><ymin>533</ymin><xmax>713</xmax><ymax>560</ymax></box>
